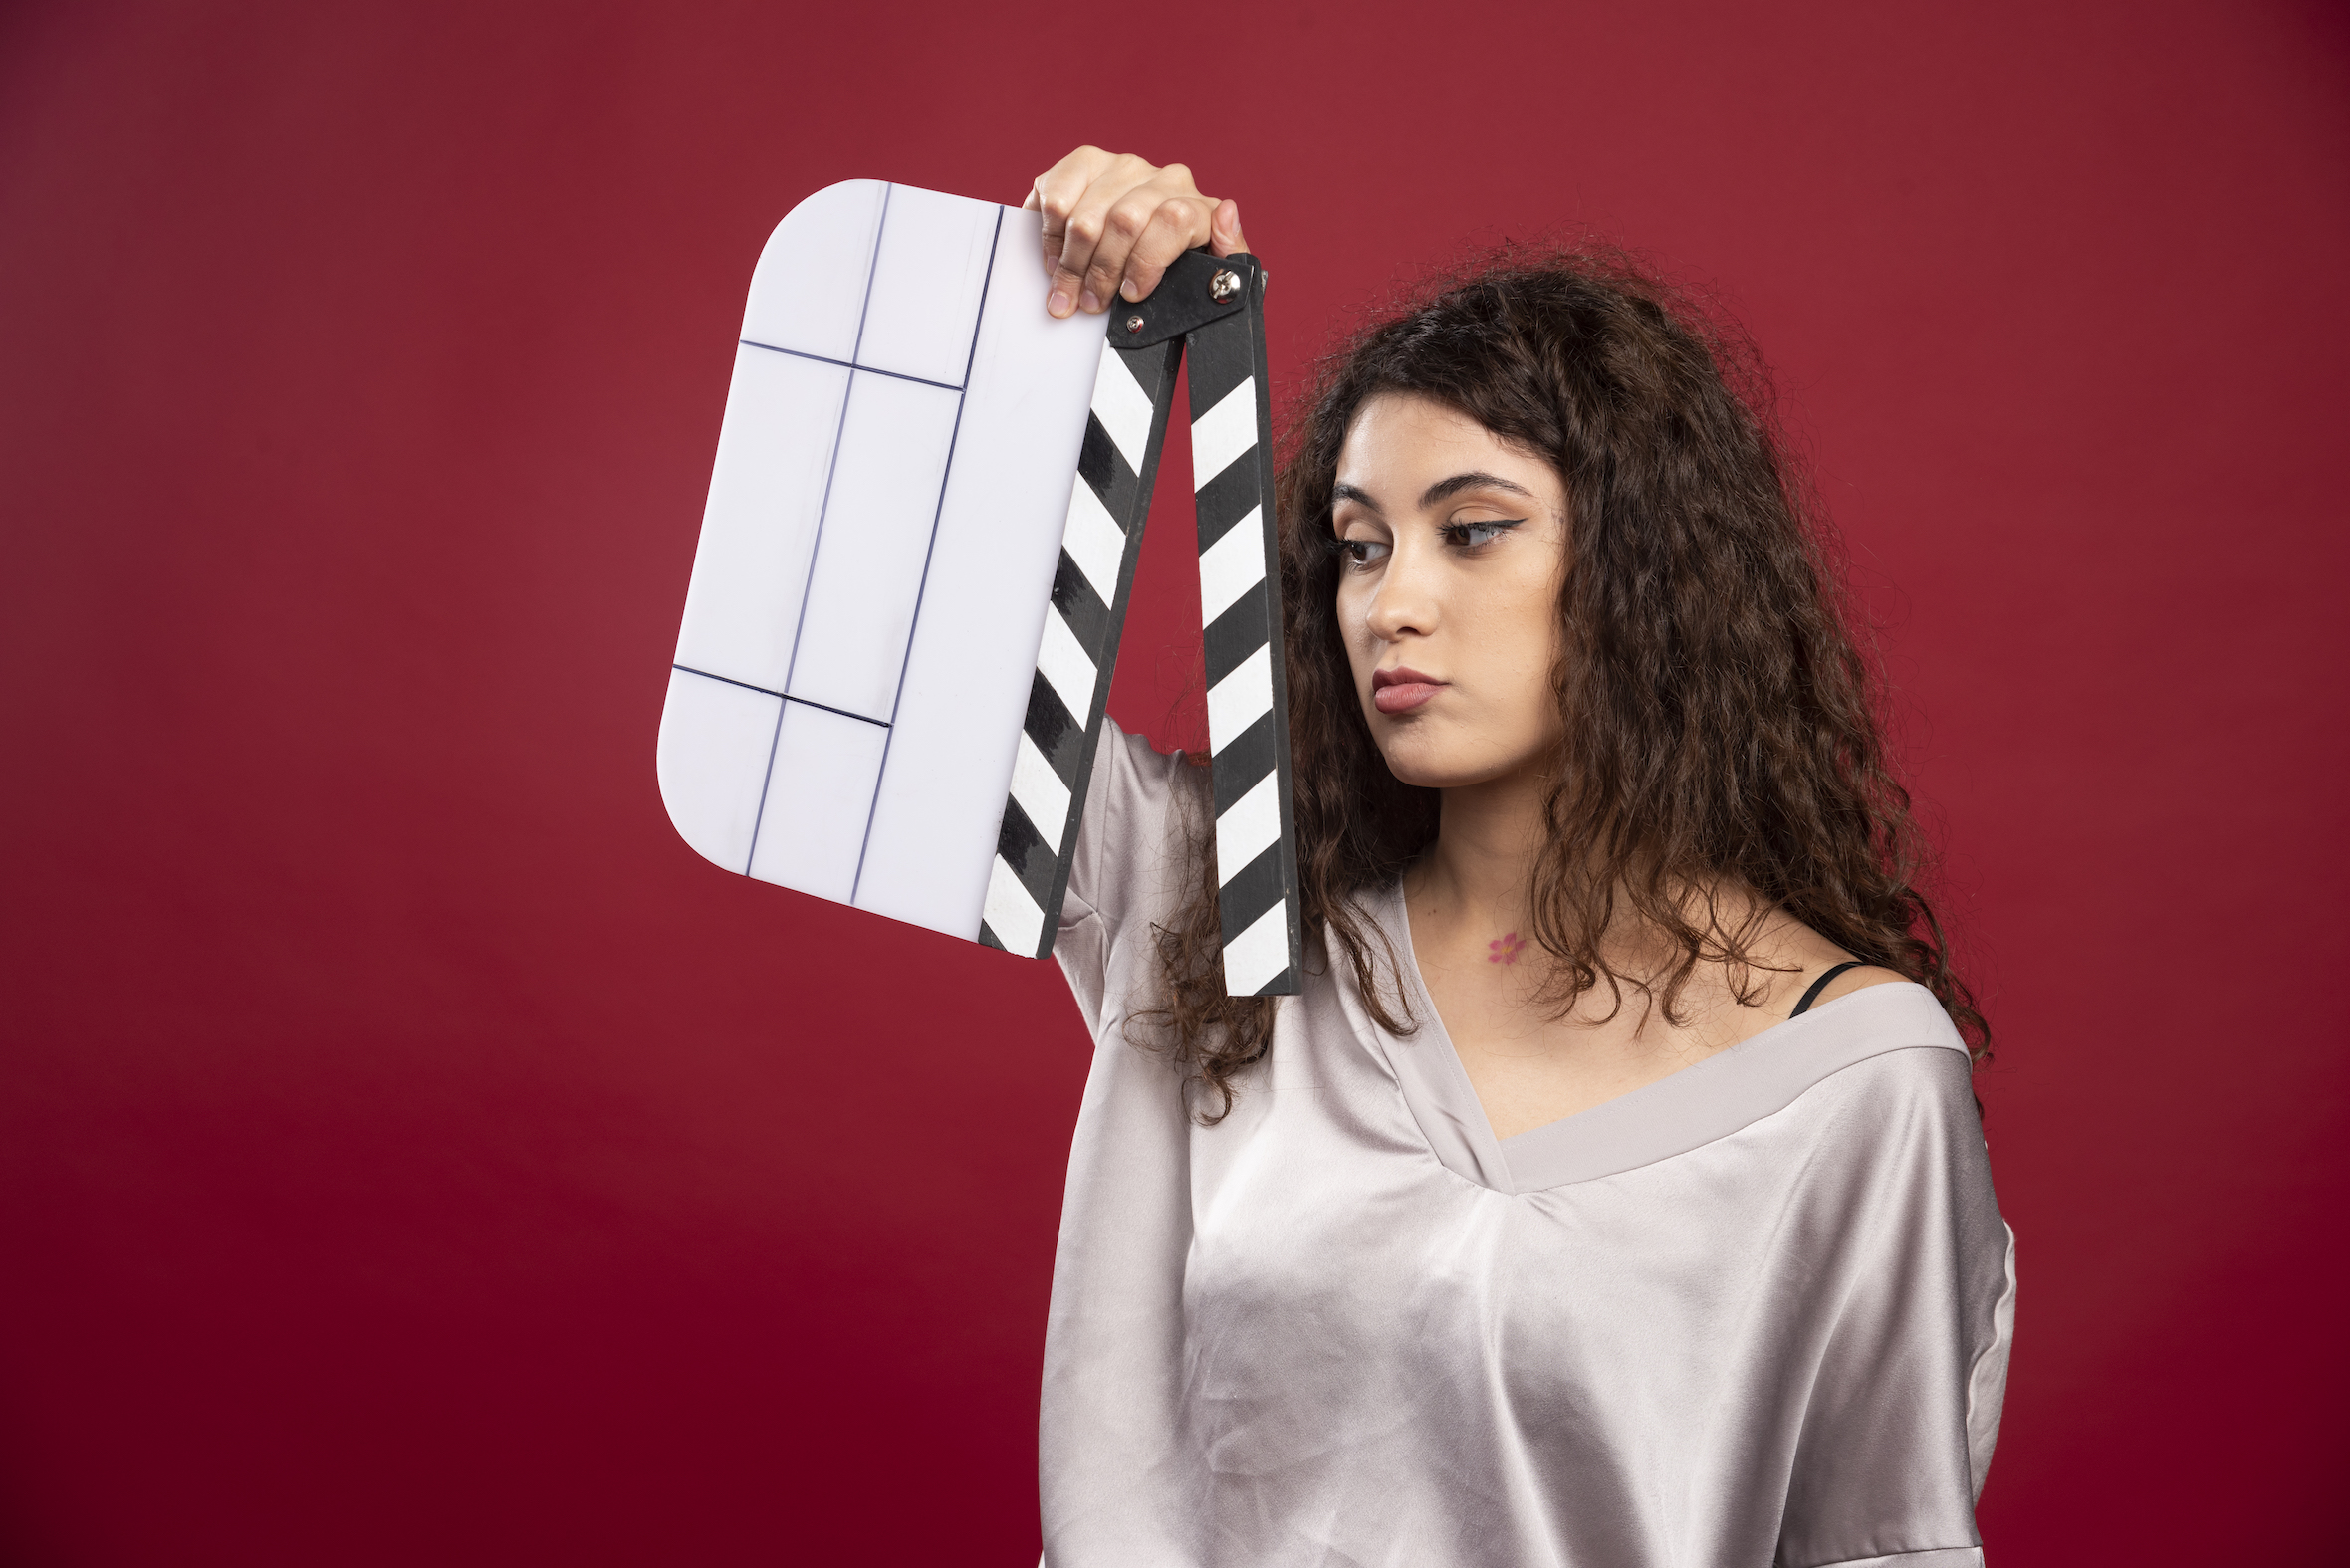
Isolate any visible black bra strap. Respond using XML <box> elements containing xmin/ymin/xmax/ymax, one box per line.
<box><xmin>1790</xmin><ymin>960</ymin><xmax>1868</xmax><ymax>1019</ymax></box>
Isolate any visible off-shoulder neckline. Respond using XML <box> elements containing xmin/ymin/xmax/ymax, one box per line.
<box><xmin>1365</xmin><ymin>881</ymin><xmax>1968</xmax><ymax>1194</ymax></box>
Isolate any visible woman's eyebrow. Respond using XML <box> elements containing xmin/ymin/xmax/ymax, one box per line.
<box><xmin>1419</xmin><ymin>471</ymin><xmax>1537</xmax><ymax>508</ymax></box>
<box><xmin>1330</xmin><ymin>482</ymin><xmax>1383</xmax><ymax>515</ymax></box>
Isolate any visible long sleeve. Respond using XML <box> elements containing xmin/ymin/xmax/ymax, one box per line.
<box><xmin>1040</xmin><ymin>719</ymin><xmax>1205</xmax><ymax>1566</ymax></box>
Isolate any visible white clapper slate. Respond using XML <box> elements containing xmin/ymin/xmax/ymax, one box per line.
<box><xmin>662</xmin><ymin>179</ymin><xmax>1306</xmax><ymax>995</ymax></box>
<box><xmin>657</xmin><ymin>179</ymin><xmax>1108</xmax><ymax>945</ymax></box>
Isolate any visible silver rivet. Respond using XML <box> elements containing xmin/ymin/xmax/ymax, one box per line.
<box><xmin>1209</xmin><ymin>269</ymin><xmax>1243</xmax><ymax>303</ymax></box>
<box><xmin>1125</xmin><ymin>313</ymin><xmax>1145</xmax><ymax>333</ymax></box>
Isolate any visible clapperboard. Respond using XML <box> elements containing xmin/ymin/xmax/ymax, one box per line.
<box><xmin>655</xmin><ymin>179</ymin><xmax>1301</xmax><ymax>997</ymax></box>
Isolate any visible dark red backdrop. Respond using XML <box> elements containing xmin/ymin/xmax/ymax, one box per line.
<box><xmin>4</xmin><ymin>1</ymin><xmax>2345</xmax><ymax>1561</ymax></box>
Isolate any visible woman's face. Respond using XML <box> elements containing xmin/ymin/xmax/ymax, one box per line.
<box><xmin>1331</xmin><ymin>392</ymin><xmax>1570</xmax><ymax>790</ymax></box>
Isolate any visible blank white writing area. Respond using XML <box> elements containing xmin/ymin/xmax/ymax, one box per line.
<box><xmin>657</xmin><ymin>180</ymin><xmax>1104</xmax><ymax>944</ymax></box>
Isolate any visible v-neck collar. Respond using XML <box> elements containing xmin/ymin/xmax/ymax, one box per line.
<box><xmin>1364</xmin><ymin>881</ymin><xmax>1967</xmax><ymax>1194</ymax></box>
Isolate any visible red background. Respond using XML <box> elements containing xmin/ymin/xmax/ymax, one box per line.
<box><xmin>3</xmin><ymin>1</ymin><xmax>2345</xmax><ymax>1561</ymax></box>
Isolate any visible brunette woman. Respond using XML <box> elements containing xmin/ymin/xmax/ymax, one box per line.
<box><xmin>1023</xmin><ymin>147</ymin><xmax>2013</xmax><ymax>1568</ymax></box>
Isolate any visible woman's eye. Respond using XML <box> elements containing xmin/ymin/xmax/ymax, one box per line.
<box><xmin>1338</xmin><ymin>537</ymin><xmax>1390</xmax><ymax>568</ymax></box>
<box><xmin>1443</xmin><ymin>518</ymin><xmax>1524</xmax><ymax>549</ymax></box>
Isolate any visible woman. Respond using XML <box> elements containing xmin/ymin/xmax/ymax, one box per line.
<box><xmin>1024</xmin><ymin>147</ymin><xmax>2014</xmax><ymax>1568</ymax></box>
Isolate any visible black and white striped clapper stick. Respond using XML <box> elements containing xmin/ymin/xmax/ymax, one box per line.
<box><xmin>978</xmin><ymin>249</ymin><xmax>1303</xmax><ymax>997</ymax></box>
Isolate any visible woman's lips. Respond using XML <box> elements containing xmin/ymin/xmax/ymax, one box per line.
<box><xmin>1372</xmin><ymin>667</ymin><xmax>1447</xmax><ymax>714</ymax></box>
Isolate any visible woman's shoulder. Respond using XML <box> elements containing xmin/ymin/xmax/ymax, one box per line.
<box><xmin>1769</xmin><ymin>983</ymin><xmax>1980</xmax><ymax>1138</ymax></box>
<box><xmin>1800</xmin><ymin>962</ymin><xmax>1911</xmax><ymax>1010</ymax></box>
<box><xmin>1707</xmin><ymin>981</ymin><xmax>1978</xmax><ymax>1151</ymax></box>
<box><xmin>1085</xmin><ymin>719</ymin><xmax>1205</xmax><ymax>856</ymax></box>
<box><xmin>1783</xmin><ymin>980</ymin><xmax>1970</xmax><ymax>1065</ymax></box>
<box><xmin>1061</xmin><ymin>718</ymin><xmax>1206</xmax><ymax>924</ymax></box>
<box><xmin>1093</xmin><ymin>717</ymin><xmax>1200</xmax><ymax>803</ymax></box>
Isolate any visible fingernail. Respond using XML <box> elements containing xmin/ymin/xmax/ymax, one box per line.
<box><xmin>1077</xmin><ymin>287</ymin><xmax>1101</xmax><ymax>314</ymax></box>
<box><xmin>1049</xmin><ymin>287</ymin><xmax>1072</xmax><ymax>318</ymax></box>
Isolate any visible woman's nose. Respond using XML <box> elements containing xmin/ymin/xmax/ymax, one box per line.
<box><xmin>1365</xmin><ymin>555</ymin><xmax>1437</xmax><ymax>642</ymax></box>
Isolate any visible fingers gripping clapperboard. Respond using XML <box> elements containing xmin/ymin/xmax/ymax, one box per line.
<box><xmin>655</xmin><ymin>180</ymin><xmax>1301</xmax><ymax>997</ymax></box>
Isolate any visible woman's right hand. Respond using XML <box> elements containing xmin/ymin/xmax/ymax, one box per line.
<box><xmin>1023</xmin><ymin>146</ymin><xmax>1252</xmax><ymax>320</ymax></box>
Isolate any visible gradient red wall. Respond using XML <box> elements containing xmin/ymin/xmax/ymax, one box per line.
<box><xmin>3</xmin><ymin>2</ymin><xmax>2344</xmax><ymax>1561</ymax></box>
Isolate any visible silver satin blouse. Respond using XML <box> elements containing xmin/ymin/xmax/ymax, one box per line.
<box><xmin>1044</xmin><ymin>725</ymin><xmax>2016</xmax><ymax>1568</ymax></box>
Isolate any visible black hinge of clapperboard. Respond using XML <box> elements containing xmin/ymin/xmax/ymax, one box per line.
<box><xmin>979</xmin><ymin>247</ymin><xmax>1302</xmax><ymax>998</ymax></box>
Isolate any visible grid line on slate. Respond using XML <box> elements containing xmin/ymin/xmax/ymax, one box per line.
<box><xmin>737</xmin><ymin>339</ymin><xmax>964</xmax><ymax>392</ymax></box>
<box><xmin>850</xmin><ymin>204</ymin><xmax>1008</xmax><ymax>904</ymax></box>
<box><xmin>744</xmin><ymin>181</ymin><xmax>894</xmax><ymax>875</ymax></box>
<box><xmin>673</xmin><ymin>665</ymin><xmax>889</xmax><ymax>728</ymax></box>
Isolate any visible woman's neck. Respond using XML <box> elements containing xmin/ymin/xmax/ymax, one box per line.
<box><xmin>1401</xmin><ymin>763</ymin><xmax>1553</xmax><ymax>935</ymax></box>
<box><xmin>1402</xmin><ymin>765</ymin><xmax>1769</xmax><ymax>987</ymax></box>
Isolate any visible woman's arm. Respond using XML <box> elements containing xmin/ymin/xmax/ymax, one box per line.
<box><xmin>1022</xmin><ymin>146</ymin><xmax>1251</xmax><ymax>321</ymax></box>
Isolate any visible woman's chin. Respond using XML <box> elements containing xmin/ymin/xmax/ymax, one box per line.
<box><xmin>1375</xmin><ymin>735</ymin><xmax>1515</xmax><ymax>792</ymax></box>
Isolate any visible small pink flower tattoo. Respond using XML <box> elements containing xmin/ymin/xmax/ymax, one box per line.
<box><xmin>1487</xmin><ymin>932</ymin><xmax>1528</xmax><ymax>965</ymax></box>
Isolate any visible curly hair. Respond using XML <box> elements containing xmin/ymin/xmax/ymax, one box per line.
<box><xmin>1133</xmin><ymin>245</ymin><xmax>1987</xmax><ymax>1122</ymax></box>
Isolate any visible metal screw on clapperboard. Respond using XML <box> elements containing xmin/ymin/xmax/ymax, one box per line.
<box><xmin>984</xmin><ymin>247</ymin><xmax>1301</xmax><ymax>998</ymax></box>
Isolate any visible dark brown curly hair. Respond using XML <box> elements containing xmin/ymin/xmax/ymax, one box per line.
<box><xmin>1136</xmin><ymin>245</ymin><xmax>1986</xmax><ymax>1121</ymax></box>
